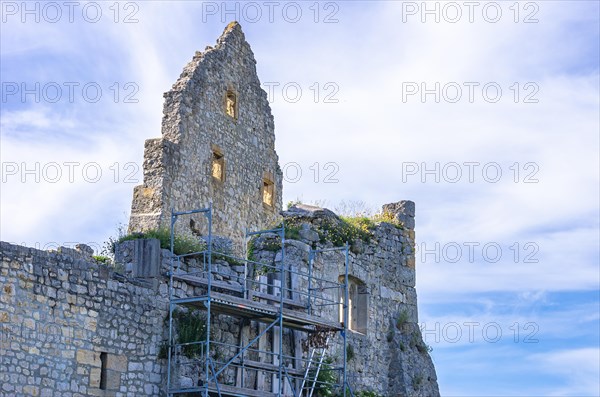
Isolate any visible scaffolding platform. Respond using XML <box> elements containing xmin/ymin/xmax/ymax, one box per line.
<box><xmin>172</xmin><ymin>290</ymin><xmax>343</xmax><ymax>332</ymax></box>
<box><xmin>173</xmin><ymin>273</ymin><xmax>308</xmax><ymax>309</ymax></box>
<box><xmin>166</xmin><ymin>206</ymin><xmax>353</xmax><ymax>397</ymax></box>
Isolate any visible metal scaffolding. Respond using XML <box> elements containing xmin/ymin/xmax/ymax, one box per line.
<box><xmin>166</xmin><ymin>206</ymin><xmax>353</xmax><ymax>397</ymax></box>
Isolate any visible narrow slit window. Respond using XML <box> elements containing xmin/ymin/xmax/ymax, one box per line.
<box><xmin>339</xmin><ymin>276</ymin><xmax>368</xmax><ymax>335</ymax></box>
<box><xmin>99</xmin><ymin>352</ymin><xmax>107</xmax><ymax>390</ymax></box>
<box><xmin>212</xmin><ymin>151</ymin><xmax>224</xmax><ymax>181</ymax></box>
<box><xmin>262</xmin><ymin>179</ymin><xmax>274</xmax><ymax>207</ymax></box>
<box><xmin>225</xmin><ymin>90</ymin><xmax>237</xmax><ymax>119</ymax></box>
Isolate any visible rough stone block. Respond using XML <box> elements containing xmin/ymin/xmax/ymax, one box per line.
<box><xmin>105</xmin><ymin>369</ymin><xmax>121</xmax><ymax>390</ymax></box>
<box><xmin>106</xmin><ymin>354</ymin><xmax>128</xmax><ymax>372</ymax></box>
<box><xmin>76</xmin><ymin>349</ymin><xmax>101</xmax><ymax>367</ymax></box>
<box><xmin>382</xmin><ymin>201</ymin><xmax>416</xmax><ymax>229</ymax></box>
<box><xmin>89</xmin><ymin>367</ymin><xmax>101</xmax><ymax>388</ymax></box>
<box><xmin>299</xmin><ymin>225</ymin><xmax>319</xmax><ymax>242</ymax></box>
<box><xmin>23</xmin><ymin>385</ymin><xmax>39</xmax><ymax>396</ymax></box>
<box><xmin>75</xmin><ymin>244</ymin><xmax>95</xmax><ymax>259</ymax></box>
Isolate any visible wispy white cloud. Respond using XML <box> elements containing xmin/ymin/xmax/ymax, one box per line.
<box><xmin>528</xmin><ymin>348</ymin><xmax>600</xmax><ymax>396</ymax></box>
<box><xmin>1</xmin><ymin>106</ymin><xmax>76</xmax><ymax>131</ymax></box>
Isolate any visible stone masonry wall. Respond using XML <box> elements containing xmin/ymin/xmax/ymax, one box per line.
<box><xmin>1</xmin><ymin>201</ymin><xmax>438</xmax><ymax>396</ymax></box>
<box><xmin>128</xmin><ymin>22</ymin><xmax>283</xmax><ymax>248</ymax></box>
<box><xmin>0</xmin><ymin>242</ymin><xmax>168</xmax><ymax>397</ymax></box>
<box><xmin>0</xmin><ymin>242</ymin><xmax>254</xmax><ymax>397</ymax></box>
<box><xmin>277</xmin><ymin>203</ymin><xmax>439</xmax><ymax>396</ymax></box>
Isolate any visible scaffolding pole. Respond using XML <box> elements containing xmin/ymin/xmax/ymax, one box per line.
<box><xmin>166</xmin><ymin>207</ymin><xmax>352</xmax><ymax>397</ymax></box>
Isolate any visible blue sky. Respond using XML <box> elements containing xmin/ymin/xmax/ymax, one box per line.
<box><xmin>1</xmin><ymin>1</ymin><xmax>599</xmax><ymax>395</ymax></box>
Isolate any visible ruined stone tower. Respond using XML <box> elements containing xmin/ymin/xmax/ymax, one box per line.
<box><xmin>128</xmin><ymin>22</ymin><xmax>283</xmax><ymax>245</ymax></box>
<box><xmin>0</xmin><ymin>22</ymin><xmax>439</xmax><ymax>397</ymax></box>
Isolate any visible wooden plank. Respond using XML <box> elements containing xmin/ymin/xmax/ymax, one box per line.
<box><xmin>252</xmin><ymin>290</ymin><xmax>305</xmax><ymax>309</ymax></box>
<box><xmin>256</xmin><ymin>275</ymin><xmax>268</xmax><ymax>392</ymax></box>
<box><xmin>235</xmin><ymin>322</ymin><xmax>250</xmax><ymax>388</ymax></box>
<box><xmin>172</xmin><ymin>274</ymin><xmax>243</xmax><ymax>293</ymax></box>
<box><xmin>283</xmin><ymin>363</ymin><xmax>294</xmax><ymax>396</ymax></box>
<box><xmin>293</xmin><ymin>329</ymin><xmax>304</xmax><ymax>393</ymax></box>
<box><xmin>245</xmin><ymin>266</ymin><xmax>254</xmax><ymax>300</ymax></box>
<box><xmin>285</xmin><ymin>262</ymin><xmax>296</xmax><ymax>397</ymax></box>
<box><xmin>289</xmin><ymin>264</ymin><xmax>299</xmax><ymax>301</ymax></box>
<box><xmin>272</xmin><ymin>278</ymin><xmax>281</xmax><ymax>394</ymax></box>
<box><xmin>179</xmin><ymin>291</ymin><xmax>343</xmax><ymax>331</ymax></box>
<box><xmin>289</xmin><ymin>264</ymin><xmax>305</xmax><ymax>394</ymax></box>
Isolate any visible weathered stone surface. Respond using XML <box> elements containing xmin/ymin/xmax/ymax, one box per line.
<box><xmin>128</xmin><ymin>22</ymin><xmax>283</xmax><ymax>250</ymax></box>
<box><xmin>75</xmin><ymin>244</ymin><xmax>94</xmax><ymax>259</ymax></box>
<box><xmin>209</xmin><ymin>235</ymin><xmax>234</xmax><ymax>255</ymax></box>
<box><xmin>383</xmin><ymin>200</ymin><xmax>416</xmax><ymax>230</ymax></box>
<box><xmin>0</xmin><ymin>241</ymin><xmax>169</xmax><ymax>396</ymax></box>
<box><xmin>283</xmin><ymin>203</ymin><xmax>338</xmax><ymax>220</ymax></box>
<box><xmin>277</xmin><ymin>203</ymin><xmax>439</xmax><ymax>395</ymax></box>
<box><xmin>299</xmin><ymin>223</ymin><xmax>320</xmax><ymax>242</ymax></box>
<box><xmin>76</xmin><ymin>349</ymin><xmax>101</xmax><ymax>366</ymax></box>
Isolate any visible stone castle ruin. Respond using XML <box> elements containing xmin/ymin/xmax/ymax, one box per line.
<box><xmin>0</xmin><ymin>22</ymin><xmax>439</xmax><ymax>397</ymax></box>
